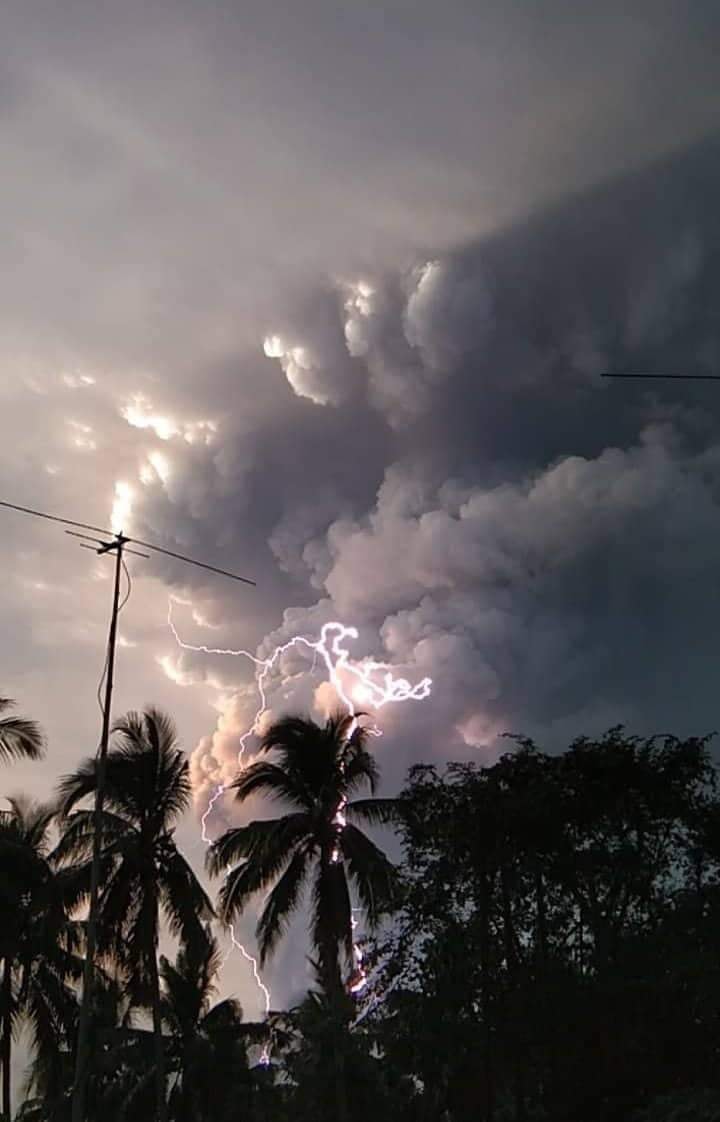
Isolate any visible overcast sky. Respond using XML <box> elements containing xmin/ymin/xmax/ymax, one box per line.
<box><xmin>2</xmin><ymin>0</ymin><xmax>720</xmax><ymax>1030</ymax></box>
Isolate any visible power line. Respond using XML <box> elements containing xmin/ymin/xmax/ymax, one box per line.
<box><xmin>0</xmin><ymin>497</ymin><xmax>255</xmax><ymax>585</ymax></box>
<box><xmin>130</xmin><ymin>537</ymin><xmax>255</xmax><ymax>584</ymax></box>
<box><xmin>0</xmin><ymin>498</ymin><xmax>109</xmax><ymax>535</ymax></box>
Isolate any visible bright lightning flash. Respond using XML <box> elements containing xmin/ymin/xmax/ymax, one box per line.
<box><xmin>167</xmin><ymin>599</ymin><xmax>432</xmax><ymax>1050</ymax></box>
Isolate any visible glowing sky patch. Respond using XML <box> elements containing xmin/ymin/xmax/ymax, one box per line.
<box><xmin>110</xmin><ymin>480</ymin><xmax>134</xmax><ymax>534</ymax></box>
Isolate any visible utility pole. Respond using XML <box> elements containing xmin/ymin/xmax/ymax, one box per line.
<box><xmin>0</xmin><ymin>499</ymin><xmax>254</xmax><ymax>1120</ymax></box>
<box><xmin>71</xmin><ymin>532</ymin><xmax>126</xmax><ymax>1122</ymax></box>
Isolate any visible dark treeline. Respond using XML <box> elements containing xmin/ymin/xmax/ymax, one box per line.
<box><xmin>2</xmin><ymin>694</ymin><xmax>720</xmax><ymax>1121</ymax></box>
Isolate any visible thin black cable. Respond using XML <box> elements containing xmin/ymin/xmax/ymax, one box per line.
<box><xmin>129</xmin><ymin>538</ymin><xmax>256</xmax><ymax>585</ymax></box>
<box><xmin>1</xmin><ymin>496</ymin><xmax>255</xmax><ymax>585</ymax></box>
<box><xmin>96</xmin><ymin>646</ymin><xmax>111</xmax><ymax>722</ymax></box>
<box><xmin>602</xmin><ymin>373</ymin><xmax>720</xmax><ymax>381</ymax></box>
<box><xmin>0</xmin><ymin>499</ymin><xmax>110</xmax><ymax>536</ymax></box>
<box><xmin>119</xmin><ymin>556</ymin><xmax>132</xmax><ymax>614</ymax></box>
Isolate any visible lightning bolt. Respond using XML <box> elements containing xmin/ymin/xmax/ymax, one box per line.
<box><xmin>167</xmin><ymin>597</ymin><xmax>432</xmax><ymax>1052</ymax></box>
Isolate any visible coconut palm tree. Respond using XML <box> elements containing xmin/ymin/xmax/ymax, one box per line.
<box><xmin>0</xmin><ymin>798</ymin><xmax>80</xmax><ymax>1120</ymax></box>
<box><xmin>160</xmin><ymin>925</ymin><xmax>266</xmax><ymax>1121</ymax></box>
<box><xmin>0</xmin><ymin>697</ymin><xmax>44</xmax><ymax>764</ymax></box>
<box><xmin>56</xmin><ymin>708</ymin><xmax>214</xmax><ymax>1122</ymax></box>
<box><xmin>207</xmin><ymin>712</ymin><xmax>398</xmax><ymax>993</ymax></box>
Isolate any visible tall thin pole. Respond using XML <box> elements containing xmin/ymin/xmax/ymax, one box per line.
<box><xmin>71</xmin><ymin>534</ymin><xmax>125</xmax><ymax>1122</ymax></box>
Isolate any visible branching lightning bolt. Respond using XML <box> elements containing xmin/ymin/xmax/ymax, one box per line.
<box><xmin>167</xmin><ymin>597</ymin><xmax>432</xmax><ymax>1049</ymax></box>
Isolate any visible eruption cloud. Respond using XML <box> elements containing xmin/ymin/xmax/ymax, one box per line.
<box><xmin>167</xmin><ymin>597</ymin><xmax>432</xmax><ymax>1049</ymax></box>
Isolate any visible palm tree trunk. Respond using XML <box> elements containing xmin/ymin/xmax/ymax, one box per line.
<box><xmin>144</xmin><ymin>920</ymin><xmax>169</xmax><ymax>1122</ymax></box>
<box><xmin>148</xmin><ymin>945</ymin><xmax>168</xmax><ymax>1122</ymax></box>
<box><xmin>319</xmin><ymin>949</ymin><xmax>349</xmax><ymax>1122</ymax></box>
<box><xmin>1</xmin><ymin>957</ymin><xmax>11</xmax><ymax>1121</ymax></box>
<box><xmin>329</xmin><ymin>988</ymin><xmax>349</xmax><ymax>1122</ymax></box>
<box><xmin>317</xmin><ymin>851</ymin><xmax>349</xmax><ymax>1122</ymax></box>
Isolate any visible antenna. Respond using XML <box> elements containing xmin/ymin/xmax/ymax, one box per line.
<box><xmin>602</xmin><ymin>372</ymin><xmax>720</xmax><ymax>381</ymax></box>
<box><xmin>0</xmin><ymin>497</ymin><xmax>254</xmax><ymax>1121</ymax></box>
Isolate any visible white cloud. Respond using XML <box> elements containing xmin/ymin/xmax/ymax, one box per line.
<box><xmin>263</xmin><ymin>329</ymin><xmax>357</xmax><ymax>407</ymax></box>
<box><xmin>121</xmin><ymin>393</ymin><xmax>217</xmax><ymax>444</ymax></box>
<box><xmin>62</xmin><ymin>372</ymin><xmax>96</xmax><ymax>389</ymax></box>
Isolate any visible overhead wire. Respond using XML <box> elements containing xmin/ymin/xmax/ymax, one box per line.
<box><xmin>0</xmin><ymin>499</ymin><xmax>109</xmax><ymax>536</ymax></box>
<box><xmin>1</xmin><ymin>497</ymin><xmax>255</xmax><ymax>585</ymax></box>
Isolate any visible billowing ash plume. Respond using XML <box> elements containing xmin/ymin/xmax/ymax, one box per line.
<box><xmin>132</xmin><ymin>135</ymin><xmax>720</xmax><ymax>807</ymax></box>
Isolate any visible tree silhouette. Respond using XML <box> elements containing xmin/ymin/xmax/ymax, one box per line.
<box><xmin>56</xmin><ymin>708</ymin><xmax>213</xmax><ymax>1122</ymax></box>
<box><xmin>207</xmin><ymin>713</ymin><xmax>397</xmax><ymax>992</ymax></box>
<box><xmin>0</xmin><ymin>798</ymin><xmax>79</xmax><ymax>1121</ymax></box>
<box><xmin>160</xmin><ymin>925</ymin><xmax>266</xmax><ymax>1120</ymax></box>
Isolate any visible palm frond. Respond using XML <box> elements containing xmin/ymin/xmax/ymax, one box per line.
<box><xmin>56</xmin><ymin>756</ymin><xmax>100</xmax><ymax>817</ymax></box>
<box><xmin>60</xmin><ymin>709</ymin><xmax>190</xmax><ymax>830</ymax></box>
<box><xmin>160</xmin><ymin>960</ymin><xmax>198</xmax><ymax>1035</ymax></box>
<box><xmin>3</xmin><ymin>797</ymin><xmax>55</xmax><ymax>851</ymax></box>
<box><xmin>345</xmin><ymin>797</ymin><xmax>402</xmax><ymax>826</ymax></box>
<box><xmin>0</xmin><ymin>698</ymin><xmax>45</xmax><ymax>762</ymax></box>
<box><xmin>257</xmin><ymin>845</ymin><xmax>311</xmax><ymax>964</ymax></box>
<box><xmin>342</xmin><ymin>740</ymin><xmax>380</xmax><ymax>795</ymax></box>
<box><xmin>97</xmin><ymin>861</ymin><xmax>144</xmax><ymax>962</ymax></box>
<box><xmin>23</xmin><ymin>963</ymin><xmax>76</xmax><ymax>1060</ymax></box>
<box><xmin>123</xmin><ymin>887</ymin><xmax>159</xmax><ymax>1001</ymax></box>
<box><xmin>258</xmin><ymin>714</ymin><xmax>321</xmax><ymax>758</ymax></box>
<box><xmin>258</xmin><ymin>714</ymin><xmax>346</xmax><ymax>800</ymax></box>
<box><xmin>214</xmin><ymin>814</ymin><xmax>312</xmax><ymax>924</ymax></box>
<box><xmin>206</xmin><ymin>813</ymin><xmax>311</xmax><ymax>878</ymax></box>
<box><xmin>153</xmin><ymin>751</ymin><xmax>192</xmax><ymax>827</ymax></box>
<box><xmin>200</xmin><ymin>996</ymin><xmax>247</xmax><ymax>1035</ymax></box>
<box><xmin>103</xmin><ymin>732</ymin><xmax>190</xmax><ymax>826</ymax></box>
<box><xmin>340</xmin><ymin>823</ymin><xmax>398</xmax><ymax>926</ymax></box>
<box><xmin>53</xmin><ymin>858</ymin><xmax>96</xmax><ymax>915</ymax></box>
<box><xmin>111</xmin><ymin>709</ymin><xmax>150</xmax><ymax>750</ymax></box>
<box><xmin>160</xmin><ymin>847</ymin><xmax>215</xmax><ymax>944</ymax></box>
<box><xmin>231</xmin><ymin>760</ymin><xmax>311</xmax><ymax>809</ymax></box>
<box><xmin>53</xmin><ymin>808</ymin><xmax>133</xmax><ymax>865</ymax></box>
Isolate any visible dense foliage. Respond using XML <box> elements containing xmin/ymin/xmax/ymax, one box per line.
<box><xmin>365</xmin><ymin>728</ymin><xmax>720</xmax><ymax>1121</ymax></box>
<box><xmin>1</xmin><ymin>696</ymin><xmax>719</xmax><ymax>1121</ymax></box>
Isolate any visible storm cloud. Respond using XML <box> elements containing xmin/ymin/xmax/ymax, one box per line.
<box><xmin>2</xmin><ymin>0</ymin><xmax>720</xmax><ymax>1025</ymax></box>
<box><xmin>155</xmin><ymin>134</ymin><xmax>720</xmax><ymax>811</ymax></box>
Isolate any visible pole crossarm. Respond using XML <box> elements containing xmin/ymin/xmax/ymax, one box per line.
<box><xmin>96</xmin><ymin>532</ymin><xmax>128</xmax><ymax>555</ymax></box>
